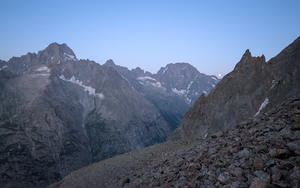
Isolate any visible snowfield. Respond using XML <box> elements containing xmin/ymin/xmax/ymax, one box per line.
<box><xmin>59</xmin><ymin>75</ymin><xmax>105</xmax><ymax>99</ymax></box>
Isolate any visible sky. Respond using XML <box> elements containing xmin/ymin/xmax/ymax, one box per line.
<box><xmin>0</xmin><ymin>0</ymin><xmax>299</xmax><ymax>77</ymax></box>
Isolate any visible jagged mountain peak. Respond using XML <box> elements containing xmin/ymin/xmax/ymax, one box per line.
<box><xmin>242</xmin><ymin>49</ymin><xmax>252</xmax><ymax>58</ymax></box>
<box><xmin>231</xmin><ymin>49</ymin><xmax>266</xmax><ymax>75</ymax></box>
<box><xmin>103</xmin><ymin>59</ymin><xmax>116</xmax><ymax>67</ymax></box>
<box><xmin>157</xmin><ymin>62</ymin><xmax>197</xmax><ymax>75</ymax></box>
<box><xmin>39</xmin><ymin>42</ymin><xmax>76</xmax><ymax>60</ymax></box>
<box><xmin>168</xmin><ymin>36</ymin><xmax>300</xmax><ymax>141</ymax></box>
<box><xmin>0</xmin><ymin>42</ymin><xmax>78</xmax><ymax>75</ymax></box>
<box><xmin>239</xmin><ymin>49</ymin><xmax>266</xmax><ymax>63</ymax></box>
<box><xmin>131</xmin><ymin>67</ymin><xmax>145</xmax><ymax>77</ymax></box>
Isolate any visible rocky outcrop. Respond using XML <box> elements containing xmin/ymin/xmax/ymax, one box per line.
<box><xmin>168</xmin><ymin>36</ymin><xmax>300</xmax><ymax>141</ymax></box>
<box><xmin>47</xmin><ymin>94</ymin><xmax>300</xmax><ymax>188</ymax></box>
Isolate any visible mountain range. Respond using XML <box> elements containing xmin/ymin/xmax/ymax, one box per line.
<box><xmin>47</xmin><ymin>36</ymin><xmax>300</xmax><ymax>188</ymax></box>
<box><xmin>0</xmin><ymin>43</ymin><xmax>219</xmax><ymax>187</ymax></box>
<box><xmin>49</xmin><ymin>37</ymin><xmax>300</xmax><ymax>188</ymax></box>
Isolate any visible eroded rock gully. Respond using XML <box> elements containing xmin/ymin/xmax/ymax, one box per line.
<box><xmin>49</xmin><ymin>94</ymin><xmax>300</xmax><ymax>188</ymax></box>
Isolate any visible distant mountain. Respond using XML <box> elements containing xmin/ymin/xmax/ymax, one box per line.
<box><xmin>105</xmin><ymin>60</ymin><xmax>220</xmax><ymax>107</ymax></box>
<box><xmin>155</xmin><ymin>63</ymin><xmax>219</xmax><ymax>105</ymax></box>
<box><xmin>168</xmin><ymin>36</ymin><xmax>300</xmax><ymax>141</ymax></box>
<box><xmin>103</xmin><ymin>60</ymin><xmax>220</xmax><ymax>131</ymax></box>
<box><xmin>0</xmin><ymin>43</ymin><xmax>218</xmax><ymax>187</ymax></box>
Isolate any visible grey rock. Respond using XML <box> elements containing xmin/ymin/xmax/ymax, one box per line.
<box><xmin>249</xmin><ymin>177</ymin><xmax>268</xmax><ymax>188</ymax></box>
<box><xmin>286</xmin><ymin>140</ymin><xmax>300</xmax><ymax>155</ymax></box>
<box><xmin>217</xmin><ymin>172</ymin><xmax>231</xmax><ymax>184</ymax></box>
<box><xmin>169</xmin><ymin>37</ymin><xmax>300</xmax><ymax>141</ymax></box>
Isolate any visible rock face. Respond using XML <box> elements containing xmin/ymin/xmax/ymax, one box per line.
<box><xmin>103</xmin><ymin>61</ymin><xmax>188</xmax><ymax>131</ymax></box>
<box><xmin>105</xmin><ymin>61</ymin><xmax>220</xmax><ymax>106</ymax></box>
<box><xmin>0</xmin><ymin>43</ymin><xmax>169</xmax><ymax>187</ymax></box>
<box><xmin>104</xmin><ymin>61</ymin><xmax>220</xmax><ymax>131</ymax></box>
<box><xmin>168</xmin><ymin>36</ymin><xmax>300</xmax><ymax>141</ymax></box>
<box><xmin>0</xmin><ymin>43</ymin><xmax>218</xmax><ymax>187</ymax></box>
<box><xmin>47</xmin><ymin>94</ymin><xmax>300</xmax><ymax>188</ymax></box>
<box><xmin>104</xmin><ymin>60</ymin><xmax>220</xmax><ymax>131</ymax></box>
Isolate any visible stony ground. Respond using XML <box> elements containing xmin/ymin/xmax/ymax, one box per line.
<box><xmin>49</xmin><ymin>95</ymin><xmax>300</xmax><ymax>188</ymax></box>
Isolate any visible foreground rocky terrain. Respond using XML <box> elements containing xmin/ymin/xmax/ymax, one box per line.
<box><xmin>49</xmin><ymin>94</ymin><xmax>300</xmax><ymax>188</ymax></box>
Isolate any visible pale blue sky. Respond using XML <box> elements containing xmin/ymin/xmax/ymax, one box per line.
<box><xmin>0</xmin><ymin>0</ymin><xmax>299</xmax><ymax>77</ymax></box>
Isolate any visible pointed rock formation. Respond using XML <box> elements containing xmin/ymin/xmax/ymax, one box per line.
<box><xmin>168</xmin><ymin>36</ymin><xmax>300</xmax><ymax>141</ymax></box>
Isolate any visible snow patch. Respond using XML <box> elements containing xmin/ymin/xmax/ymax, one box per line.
<box><xmin>254</xmin><ymin>98</ymin><xmax>269</xmax><ymax>117</ymax></box>
<box><xmin>1</xmin><ymin>65</ymin><xmax>8</xmax><ymax>70</ymax></box>
<box><xmin>172</xmin><ymin>88</ymin><xmax>192</xmax><ymax>104</ymax></box>
<box><xmin>59</xmin><ymin>75</ymin><xmax>104</xmax><ymax>99</ymax></box>
<box><xmin>138</xmin><ymin>76</ymin><xmax>157</xmax><ymax>82</ymax></box>
<box><xmin>172</xmin><ymin>88</ymin><xmax>186</xmax><ymax>96</ymax></box>
<box><xmin>186</xmin><ymin>97</ymin><xmax>191</xmax><ymax>104</ymax></box>
<box><xmin>212</xmin><ymin>84</ymin><xmax>215</xmax><ymax>87</ymax></box>
<box><xmin>149</xmin><ymin>82</ymin><xmax>162</xmax><ymax>88</ymax></box>
<box><xmin>36</xmin><ymin>66</ymin><xmax>50</xmax><ymax>72</ymax></box>
<box><xmin>211</xmin><ymin>77</ymin><xmax>218</xmax><ymax>81</ymax></box>
<box><xmin>187</xmin><ymin>75</ymin><xmax>198</xmax><ymax>90</ymax></box>
<box><xmin>138</xmin><ymin>76</ymin><xmax>166</xmax><ymax>89</ymax></box>
<box><xmin>64</xmin><ymin>53</ymin><xmax>76</xmax><ymax>60</ymax></box>
<box><xmin>57</xmin><ymin>60</ymin><xmax>60</xmax><ymax>64</ymax></box>
<box><xmin>29</xmin><ymin>66</ymin><xmax>51</xmax><ymax>77</ymax></box>
<box><xmin>182</xmin><ymin>64</ymin><xmax>188</xmax><ymax>70</ymax></box>
<box><xmin>161</xmin><ymin>67</ymin><xmax>168</xmax><ymax>74</ymax></box>
<box><xmin>204</xmin><ymin>133</ymin><xmax>208</xmax><ymax>139</ymax></box>
<box><xmin>270</xmin><ymin>80</ymin><xmax>278</xmax><ymax>89</ymax></box>
<box><xmin>30</xmin><ymin>73</ymin><xmax>50</xmax><ymax>77</ymax></box>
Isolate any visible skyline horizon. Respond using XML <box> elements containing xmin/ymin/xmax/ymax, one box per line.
<box><xmin>1</xmin><ymin>1</ymin><xmax>299</xmax><ymax>77</ymax></box>
<box><xmin>1</xmin><ymin>37</ymin><xmax>297</xmax><ymax>78</ymax></box>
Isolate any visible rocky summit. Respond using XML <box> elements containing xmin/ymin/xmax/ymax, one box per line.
<box><xmin>168</xmin><ymin>36</ymin><xmax>300</xmax><ymax>141</ymax></box>
<box><xmin>0</xmin><ymin>43</ymin><xmax>218</xmax><ymax>187</ymax></box>
<box><xmin>48</xmin><ymin>94</ymin><xmax>300</xmax><ymax>188</ymax></box>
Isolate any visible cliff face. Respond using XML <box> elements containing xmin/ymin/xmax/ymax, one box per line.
<box><xmin>0</xmin><ymin>68</ymin><xmax>90</xmax><ymax>188</ymax></box>
<box><xmin>104</xmin><ymin>60</ymin><xmax>220</xmax><ymax>132</ymax></box>
<box><xmin>168</xmin><ymin>37</ymin><xmax>300</xmax><ymax>141</ymax></box>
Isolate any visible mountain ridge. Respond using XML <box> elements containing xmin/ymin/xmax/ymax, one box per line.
<box><xmin>47</xmin><ymin>36</ymin><xmax>300</xmax><ymax>188</ymax></box>
<box><xmin>168</xmin><ymin>36</ymin><xmax>300</xmax><ymax>141</ymax></box>
<box><xmin>0</xmin><ymin>42</ymin><xmax>219</xmax><ymax>187</ymax></box>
